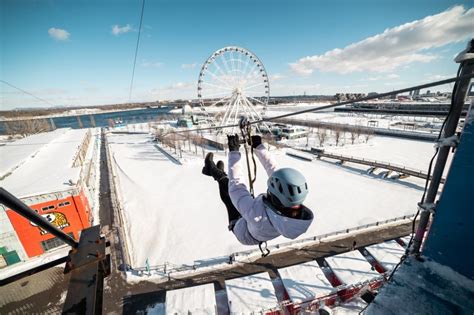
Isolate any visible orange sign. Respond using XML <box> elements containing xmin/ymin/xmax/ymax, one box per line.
<box><xmin>30</xmin><ymin>212</ymin><xmax>71</xmax><ymax>235</ymax></box>
<box><xmin>6</xmin><ymin>191</ymin><xmax>91</xmax><ymax>257</ymax></box>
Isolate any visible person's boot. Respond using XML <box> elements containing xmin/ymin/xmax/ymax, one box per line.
<box><xmin>216</xmin><ymin>160</ymin><xmax>225</xmax><ymax>172</ymax></box>
<box><xmin>202</xmin><ymin>153</ymin><xmax>226</xmax><ymax>181</ymax></box>
<box><xmin>202</xmin><ymin>152</ymin><xmax>215</xmax><ymax>176</ymax></box>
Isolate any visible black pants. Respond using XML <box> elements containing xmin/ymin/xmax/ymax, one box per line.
<box><xmin>218</xmin><ymin>177</ymin><xmax>241</xmax><ymax>224</ymax></box>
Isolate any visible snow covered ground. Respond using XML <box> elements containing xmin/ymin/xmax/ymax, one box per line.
<box><xmin>278</xmin><ymin>260</ymin><xmax>335</xmax><ymax>304</ymax></box>
<box><xmin>165</xmin><ymin>283</ymin><xmax>216</xmax><ymax>314</ymax></box>
<box><xmin>321</xmin><ymin>137</ymin><xmax>437</xmax><ymax>171</ymax></box>
<box><xmin>325</xmin><ymin>250</ymin><xmax>382</xmax><ymax>285</ymax></box>
<box><xmin>265</xmin><ymin>107</ymin><xmax>444</xmax><ymax>134</ymax></box>
<box><xmin>0</xmin><ymin>129</ymin><xmax>69</xmax><ymax>179</ymax></box>
<box><xmin>1</xmin><ymin>128</ymin><xmax>89</xmax><ymax>198</ymax></box>
<box><xmin>107</xmin><ymin>131</ymin><xmax>426</xmax><ymax>270</ymax></box>
<box><xmin>225</xmin><ymin>272</ymin><xmax>279</xmax><ymax>313</ymax></box>
<box><xmin>365</xmin><ymin>240</ymin><xmax>405</xmax><ymax>272</ymax></box>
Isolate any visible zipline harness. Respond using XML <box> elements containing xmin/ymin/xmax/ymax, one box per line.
<box><xmin>238</xmin><ymin>117</ymin><xmax>270</xmax><ymax>257</ymax></box>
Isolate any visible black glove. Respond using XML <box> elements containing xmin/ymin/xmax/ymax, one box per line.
<box><xmin>227</xmin><ymin>134</ymin><xmax>240</xmax><ymax>152</ymax></box>
<box><xmin>249</xmin><ymin>135</ymin><xmax>262</xmax><ymax>149</ymax></box>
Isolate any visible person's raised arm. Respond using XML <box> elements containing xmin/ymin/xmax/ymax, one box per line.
<box><xmin>227</xmin><ymin>135</ymin><xmax>254</xmax><ymax>217</ymax></box>
<box><xmin>251</xmin><ymin>135</ymin><xmax>278</xmax><ymax>176</ymax></box>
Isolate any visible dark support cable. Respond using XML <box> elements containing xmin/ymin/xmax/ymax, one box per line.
<box><xmin>412</xmin><ymin>53</ymin><xmax>474</xmax><ymax>254</ymax></box>
<box><xmin>0</xmin><ymin>187</ymin><xmax>79</xmax><ymax>248</ymax></box>
<box><xmin>164</xmin><ymin>73</ymin><xmax>474</xmax><ymax>136</ymax></box>
<box><xmin>0</xmin><ymin>80</ymin><xmax>55</xmax><ymax>107</ymax></box>
<box><xmin>128</xmin><ymin>0</ymin><xmax>146</xmax><ymax>102</ymax></box>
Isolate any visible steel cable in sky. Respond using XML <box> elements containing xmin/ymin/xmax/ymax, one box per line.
<box><xmin>1</xmin><ymin>80</ymin><xmax>55</xmax><ymax>107</ymax></box>
<box><xmin>128</xmin><ymin>0</ymin><xmax>146</xmax><ymax>102</ymax></box>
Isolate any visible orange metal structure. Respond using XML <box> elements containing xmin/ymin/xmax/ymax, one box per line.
<box><xmin>6</xmin><ymin>190</ymin><xmax>91</xmax><ymax>257</ymax></box>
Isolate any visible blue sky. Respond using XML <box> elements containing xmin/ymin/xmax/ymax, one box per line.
<box><xmin>1</xmin><ymin>0</ymin><xmax>473</xmax><ymax>109</ymax></box>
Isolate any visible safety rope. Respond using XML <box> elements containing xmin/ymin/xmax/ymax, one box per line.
<box><xmin>239</xmin><ymin>117</ymin><xmax>270</xmax><ymax>258</ymax></box>
<box><xmin>239</xmin><ymin>117</ymin><xmax>257</xmax><ymax>197</ymax></box>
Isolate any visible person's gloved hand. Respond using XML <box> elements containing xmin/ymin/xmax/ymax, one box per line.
<box><xmin>249</xmin><ymin>135</ymin><xmax>262</xmax><ymax>149</ymax></box>
<box><xmin>227</xmin><ymin>134</ymin><xmax>240</xmax><ymax>152</ymax></box>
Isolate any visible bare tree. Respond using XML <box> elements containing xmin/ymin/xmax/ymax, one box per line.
<box><xmin>364</xmin><ymin>129</ymin><xmax>374</xmax><ymax>142</ymax></box>
<box><xmin>333</xmin><ymin>127</ymin><xmax>342</xmax><ymax>146</ymax></box>
<box><xmin>186</xmin><ymin>132</ymin><xmax>192</xmax><ymax>151</ymax></box>
<box><xmin>262</xmin><ymin>133</ymin><xmax>283</xmax><ymax>150</ymax></box>
<box><xmin>155</xmin><ymin>129</ymin><xmax>165</xmax><ymax>143</ymax></box>
<box><xmin>355</xmin><ymin>126</ymin><xmax>362</xmax><ymax>141</ymax></box>
<box><xmin>349</xmin><ymin>129</ymin><xmax>357</xmax><ymax>144</ymax></box>
<box><xmin>190</xmin><ymin>134</ymin><xmax>199</xmax><ymax>155</ymax></box>
<box><xmin>306</xmin><ymin>128</ymin><xmax>313</xmax><ymax>147</ymax></box>
<box><xmin>4</xmin><ymin>118</ymin><xmax>51</xmax><ymax>137</ymax></box>
<box><xmin>170</xmin><ymin>133</ymin><xmax>178</xmax><ymax>154</ymax></box>
<box><xmin>317</xmin><ymin>128</ymin><xmax>328</xmax><ymax>146</ymax></box>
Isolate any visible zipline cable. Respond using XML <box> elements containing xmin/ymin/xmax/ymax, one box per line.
<box><xmin>128</xmin><ymin>0</ymin><xmax>146</xmax><ymax>102</ymax></box>
<box><xmin>162</xmin><ymin>73</ymin><xmax>473</xmax><ymax>136</ymax></box>
<box><xmin>0</xmin><ymin>80</ymin><xmax>55</xmax><ymax>107</ymax></box>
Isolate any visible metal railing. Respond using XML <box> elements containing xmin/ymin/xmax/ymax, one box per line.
<box><xmin>304</xmin><ymin>149</ymin><xmax>446</xmax><ymax>183</ymax></box>
<box><xmin>260</xmin><ymin>277</ymin><xmax>385</xmax><ymax>314</ymax></box>
<box><xmin>130</xmin><ymin>214</ymin><xmax>414</xmax><ymax>277</ymax></box>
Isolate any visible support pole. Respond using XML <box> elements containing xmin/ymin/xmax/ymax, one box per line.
<box><xmin>412</xmin><ymin>41</ymin><xmax>474</xmax><ymax>255</ymax></box>
<box><xmin>0</xmin><ymin>187</ymin><xmax>79</xmax><ymax>248</ymax></box>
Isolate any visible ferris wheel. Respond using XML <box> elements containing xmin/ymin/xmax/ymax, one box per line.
<box><xmin>198</xmin><ymin>46</ymin><xmax>271</xmax><ymax>133</ymax></box>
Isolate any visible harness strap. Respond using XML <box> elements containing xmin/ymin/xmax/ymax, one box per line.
<box><xmin>239</xmin><ymin>117</ymin><xmax>257</xmax><ymax>197</ymax></box>
<box><xmin>258</xmin><ymin>241</ymin><xmax>270</xmax><ymax>257</ymax></box>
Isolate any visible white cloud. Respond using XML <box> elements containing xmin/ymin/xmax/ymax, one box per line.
<box><xmin>427</xmin><ymin>74</ymin><xmax>453</xmax><ymax>80</ymax></box>
<box><xmin>111</xmin><ymin>24</ymin><xmax>133</xmax><ymax>36</ymax></box>
<box><xmin>141</xmin><ymin>60</ymin><xmax>163</xmax><ymax>68</ymax></box>
<box><xmin>149</xmin><ymin>82</ymin><xmax>195</xmax><ymax>99</ymax></box>
<box><xmin>48</xmin><ymin>27</ymin><xmax>70</xmax><ymax>41</ymax></box>
<box><xmin>181</xmin><ymin>63</ymin><xmax>197</xmax><ymax>69</ymax></box>
<box><xmin>270</xmin><ymin>73</ymin><xmax>286</xmax><ymax>81</ymax></box>
<box><xmin>290</xmin><ymin>5</ymin><xmax>474</xmax><ymax>75</ymax></box>
<box><xmin>167</xmin><ymin>82</ymin><xmax>192</xmax><ymax>90</ymax></box>
<box><xmin>384</xmin><ymin>81</ymin><xmax>406</xmax><ymax>86</ymax></box>
<box><xmin>366</xmin><ymin>74</ymin><xmax>400</xmax><ymax>81</ymax></box>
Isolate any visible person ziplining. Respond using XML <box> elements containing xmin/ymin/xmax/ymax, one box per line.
<box><xmin>202</xmin><ymin>133</ymin><xmax>314</xmax><ymax>253</ymax></box>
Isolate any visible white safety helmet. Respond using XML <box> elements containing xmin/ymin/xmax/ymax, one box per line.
<box><xmin>267</xmin><ymin>168</ymin><xmax>308</xmax><ymax>208</ymax></box>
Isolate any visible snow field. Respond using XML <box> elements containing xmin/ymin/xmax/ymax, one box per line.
<box><xmin>0</xmin><ymin>128</ymin><xmax>68</xmax><ymax>179</ymax></box>
<box><xmin>364</xmin><ymin>240</ymin><xmax>405</xmax><ymax>271</ymax></box>
<box><xmin>225</xmin><ymin>272</ymin><xmax>279</xmax><ymax>313</ymax></box>
<box><xmin>107</xmin><ymin>132</ymin><xmax>426</xmax><ymax>269</ymax></box>
<box><xmin>278</xmin><ymin>260</ymin><xmax>335</xmax><ymax>304</ymax></box>
<box><xmin>325</xmin><ymin>250</ymin><xmax>382</xmax><ymax>285</ymax></box>
<box><xmin>165</xmin><ymin>283</ymin><xmax>217</xmax><ymax>314</ymax></box>
<box><xmin>265</xmin><ymin>108</ymin><xmax>443</xmax><ymax>134</ymax></box>
<box><xmin>1</xmin><ymin>128</ymin><xmax>90</xmax><ymax>198</ymax></box>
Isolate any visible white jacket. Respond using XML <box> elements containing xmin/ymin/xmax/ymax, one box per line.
<box><xmin>228</xmin><ymin>144</ymin><xmax>314</xmax><ymax>245</ymax></box>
